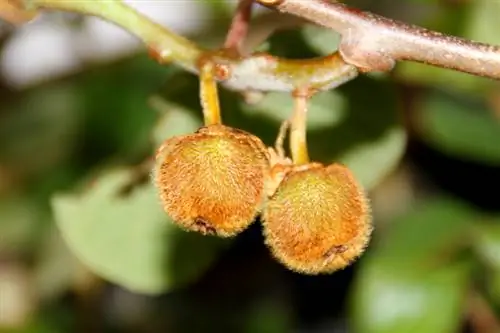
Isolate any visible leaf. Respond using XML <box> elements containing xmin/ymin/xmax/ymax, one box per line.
<box><xmin>371</xmin><ymin>197</ymin><xmax>475</xmax><ymax>268</ymax></box>
<box><xmin>0</xmin><ymin>196</ymin><xmax>44</xmax><ymax>254</ymax></box>
<box><xmin>0</xmin><ymin>84</ymin><xmax>83</xmax><ymax>178</ymax></box>
<box><xmin>33</xmin><ymin>226</ymin><xmax>83</xmax><ymax>301</ymax></box>
<box><xmin>80</xmin><ymin>55</ymin><xmax>173</xmax><ymax>159</ymax></box>
<box><xmin>301</xmin><ymin>24</ymin><xmax>341</xmax><ymax>56</ymax></box>
<box><xmin>416</xmin><ymin>90</ymin><xmax>500</xmax><ymax>166</ymax></box>
<box><xmin>350</xmin><ymin>197</ymin><xmax>474</xmax><ymax>333</ymax></box>
<box><xmin>351</xmin><ymin>261</ymin><xmax>471</xmax><ymax>333</ymax></box>
<box><xmin>149</xmin><ymin>95</ymin><xmax>203</xmax><ymax>148</ymax></box>
<box><xmin>338</xmin><ymin>127</ymin><xmax>406</xmax><ymax>191</ymax></box>
<box><xmin>242</xmin><ymin>91</ymin><xmax>348</xmax><ymax>131</ymax></box>
<box><xmin>52</xmin><ymin>168</ymin><xmax>229</xmax><ymax>294</ymax></box>
<box><xmin>471</xmin><ymin>218</ymin><xmax>500</xmax><ymax>304</ymax></box>
<box><xmin>464</xmin><ymin>0</ymin><xmax>500</xmax><ymax>51</ymax></box>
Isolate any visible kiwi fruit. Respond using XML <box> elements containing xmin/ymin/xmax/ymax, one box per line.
<box><xmin>262</xmin><ymin>162</ymin><xmax>372</xmax><ymax>273</ymax></box>
<box><xmin>153</xmin><ymin>124</ymin><xmax>271</xmax><ymax>237</ymax></box>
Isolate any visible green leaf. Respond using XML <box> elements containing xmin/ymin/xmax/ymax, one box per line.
<box><xmin>416</xmin><ymin>90</ymin><xmax>500</xmax><ymax>166</ymax></box>
<box><xmin>0</xmin><ymin>84</ymin><xmax>83</xmax><ymax>178</ymax></box>
<box><xmin>372</xmin><ymin>197</ymin><xmax>475</xmax><ymax>268</ymax></box>
<box><xmin>351</xmin><ymin>261</ymin><xmax>470</xmax><ymax>333</ymax></box>
<box><xmin>350</xmin><ymin>197</ymin><xmax>474</xmax><ymax>333</ymax></box>
<box><xmin>337</xmin><ymin>127</ymin><xmax>405</xmax><ymax>190</ymax></box>
<box><xmin>301</xmin><ymin>24</ymin><xmax>341</xmax><ymax>56</ymax></box>
<box><xmin>242</xmin><ymin>91</ymin><xmax>348</xmax><ymax>131</ymax></box>
<box><xmin>149</xmin><ymin>95</ymin><xmax>203</xmax><ymax>148</ymax></box>
<box><xmin>464</xmin><ymin>0</ymin><xmax>500</xmax><ymax>50</ymax></box>
<box><xmin>472</xmin><ymin>219</ymin><xmax>500</xmax><ymax>304</ymax></box>
<box><xmin>33</xmin><ymin>226</ymin><xmax>82</xmax><ymax>301</ymax></box>
<box><xmin>81</xmin><ymin>55</ymin><xmax>173</xmax><ymax>160</ymax></box>
<box><xmin>0</xmin><ymin>196</ymin><xmax>44</xmax><ymax>254</ymax></box>
<box><xmin>52</xmin><ymin>168</ymin><xmax>228</xmax><ymax>294</ymax></box>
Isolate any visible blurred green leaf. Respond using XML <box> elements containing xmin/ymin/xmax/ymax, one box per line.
<box><xmin>265</xmin><ymin>29</ymin><xmax>318</xmax><ymax>59</ymax></box>
<box><xmin>350</xmin><ymin>197</ymin><xmax>474</xmax><ymax>333</ymax></box>
<box><xmin>337</xmin><ymin>126</ymin><xmax>405</xmax><ymax>190</ymax></box>
<box><xmin>52</xmin><ymin>168</ymin><xmax>228</xmax><ymax>294</ymax></box>
<box><xmin>472</xmin><ymin>219</ymin><xmax>500</xmax><ymax>304</ymax></box>
<box><xmin>396</xmin><ymin>63</ymin><xmax>490</xmax><ymax>94</ymax></box>
<box><xmin>33</xmin><ymin>226</ymin><xmax>81</xmax><ymax>302</ymax></box>
<box><xmin>301</xmin><ymin>24</ymin><xmax>341</xmax><ymax>56</ymax></box>
<box><xmin>465</xmin><ymin>0</ymin><xmax>500</xmax><ymax>49</ymax></box>
<box><xmin>0</xmin><ymin>84</ymin><xmax>83</xmax><ymax>178</ymax></box>
<box><xmin>351</xmin><ymin>261</ymin><xmax>470</xmax><ymax>333</ymax></box>
<box><xmin>0</xmin><ymin>196</ymin><xmax>44</xmax><ymax>254</ymax></box>
<box><xmin>416</xmin><ymin>90</ymin><xmax>500</xmax><ymax>166</ymax></box>
<box><xmin>242</xmin><ymin>91</ymin><xmax>347</xmax><ymax>130</ymax></box>
<box><xmin>149</xmin><ymin>96</ymin><xmax>203</xmax><ymax>148</ymax></box>
<box><xmin>79</xmin><ymin>56</ymin><xmax>173</xmax><ymax>163</ymax></box>
<box><xmin>370</xmin><ymin>197</ymin><xmax>475</xmax><ymax>269</ymax></box>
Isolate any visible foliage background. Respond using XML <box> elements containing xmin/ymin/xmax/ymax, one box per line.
<box><xmin>0</xmin><ymin>0</ymin><xmax>499</xmax><ymax>332</ymax></box>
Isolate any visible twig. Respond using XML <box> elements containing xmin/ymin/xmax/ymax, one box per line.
<box><xmin>24</xmin><ymin>0</ymin><xmax>358</xmax><ymax>93</ymax></box>
<box><xmin>223</xmin><ymin>0</ymin><xmax>254</xmax><ymax>53</ymax></box>
<box><xmin>257</xmin><ymin>0</ymin><xmax>500</xmax><ymax>80</ymax></box>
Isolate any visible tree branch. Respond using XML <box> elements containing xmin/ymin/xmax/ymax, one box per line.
<box><xmin>23</xmin><ymin>0</ymin><xmax>357</xmax><ymax>93</ymax></box>
<box><xmin>256</xmin><ymin>0</ymin><xmax>500</xmax><ymax>80</ymax></box>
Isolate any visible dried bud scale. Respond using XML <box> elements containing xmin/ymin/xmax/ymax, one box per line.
<box><xmin>153</xmin><ymin>124</ymin><xmax>271</xmax><ymax>237</ymax></box>
<box><xmin>262</xmin><ymin>162</ymin><xmax>372</xmax><ymax>274</ymax></box>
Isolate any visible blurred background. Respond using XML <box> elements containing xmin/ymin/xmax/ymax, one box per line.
<box><xmin>0</xmin><ymin>0</ymin><xmax>499</xmax><ymax>332</ymax></box>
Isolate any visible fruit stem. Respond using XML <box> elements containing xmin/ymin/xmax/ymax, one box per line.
<box><xmin>199</xmin><ymin>62</ymin><xmax>222</xmax><ymax>125</ymax></box>
<box><xmin>274</xmin><ymin>120</ymin><xmax>290</xmax><ymax>159</ymax></box>
<box><xmin>290</xmin><ymin>88</ymin><xmax>311</xmax><ymax>165</ymax></box>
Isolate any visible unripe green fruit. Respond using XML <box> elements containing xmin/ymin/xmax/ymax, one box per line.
<box><xmin>153</xmin><ymin>124</ymin><xmax>270</xmax><ymax>237</ymax></box>
<box><xmin>263</xmin><ymin>163</ymin><xmax>372</xmax><ymax>274</ymax></box>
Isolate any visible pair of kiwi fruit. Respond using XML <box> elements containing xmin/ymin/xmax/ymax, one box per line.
<box><xmin>153</xmin><ymin>123</ymin><xmax>372</xmax><ymax>274</ymax></box>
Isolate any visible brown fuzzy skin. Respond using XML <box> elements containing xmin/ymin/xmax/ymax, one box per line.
<box><xmin>262</xmin><ymin>163</ymin><xmax>372</xmax><ymax>274</ymax></box>
<box><xmin>153</xmin><ymin>124</ymin><xmax>270</xmax><ymax>237</ymax></box>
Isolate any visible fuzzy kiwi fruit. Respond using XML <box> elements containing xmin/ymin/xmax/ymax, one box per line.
<box><xmin>263</xmin><ymin>162</ymin><xmax>372</xmax><ymax>274</ymax></box>
<box><xmin>153</xmin><ymin>124</ymin><xmax>271</xmax><ymax>237</ymax></box>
